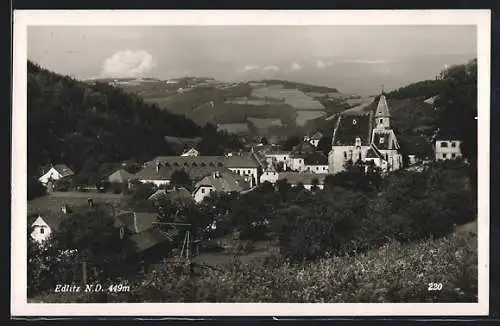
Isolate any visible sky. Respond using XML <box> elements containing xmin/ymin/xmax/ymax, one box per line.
<box><xmin>27</xmin><ymin>25</ymin><xmax>476</xmax><ymax>95</ymax></box>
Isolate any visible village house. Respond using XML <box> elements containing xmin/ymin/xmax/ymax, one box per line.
<box><xmin>147</xmin><ymin>187</ymin><xmax>194</xmax><ymax>206</ymax></box>
<box><xmin>264</xmin><ymin>151</ymin><xmax>292</xmax><ymax>169</ymax></box>
<box><xmin>192</xmin><ymin>171</ymin><xmax>251</xmax><ymax>203</ymax></box>
<box><xmin>134</xmin><ymin>154</ymin><xmax>261</xmax><ymax>187</ymax></box>
<box><xmin>303</xmin><ymin>152</ymin><xmax>329</xmax><ymax>174</ymax></box>
<box><xmin>260</xmin><ymin>163</ymin><xmax>279</xmax><ymax>184</ymax></box>
<box><xmin>277</xmin><ymin>172</ymin><xmax>327</xmax><ymax>191</ymax></box>
<box><xmin>114</xmin><ymin>210</ymin><xmax>174</xmax><ymax>257</ymax></box>
<box><xmin>328</xmin><ymin>94</ymin><xmax>403</xmax><ymax>175</ymax></box>
<box><xmin>288</xmin><ymin>154</ymin><xmax>305</xmax><ymax>172</ymax></box>
<box><xmin>180</xmin><ymin>148</ymin><xmax>199</xmax><ymax>157</ymax></box>
<box><xmin>38</xmin><ymin>164</ymin><xmax>74</xmax><ymax>186</ymax></box>
<box><xmin>434</xmin><ymin>139</ymin><xmax>462</xmax><ymax>161</ymax></box>
<box><xmin>31</xmin><ymin>203</ymin><xmax>174</xmax><ymax>258</ymax></box>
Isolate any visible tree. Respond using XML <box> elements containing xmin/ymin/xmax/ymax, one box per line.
<box><xmin>54</xmin><ymin>205</ymin><xmax>122</xmax><ymax>283</ymax></box>
<box><xmin>281</xmin><ymin>136</ymin><xmax>301</xmax><ymax>151</ymax></box>
<box><xmin>317</xmin><ymin>136</ymin><xmax>332</xmax><ymax>156</ymax></box>
<box><xmin>170</xmin><ymin>170</ymin><xmax>193</xmax><ymax>191</ymax></box>
<box><xmin>434</xmin><ymin>59</ymin><xmax>477</xmax><ymax>189</ymax></box>
<box><xmin>260</xmin><ymin>137</ymin><xmax>269</xmax><ymax>145</ymax></box>
<box><xmin>28</xmin><ymin>177</ymin><xmax>46</xmax><ymax>200</ymax></box>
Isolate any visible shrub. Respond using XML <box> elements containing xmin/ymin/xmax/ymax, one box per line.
<box><xmin>32</xmin><ymin>229</ymin><xmax>477</xmax><ymax>303</ymax></box>
<box><xmin>53</xmin><ymin>178</ymin><xmax>73</xmax><ymax>191</ymax></box>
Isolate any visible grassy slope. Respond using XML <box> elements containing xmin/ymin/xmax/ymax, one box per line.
<box><xmin>33</xmin><ymin>221</ymin><xmax>477</xmax><ymax>303</ymax></box>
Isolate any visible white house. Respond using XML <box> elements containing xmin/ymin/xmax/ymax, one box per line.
<box><xmin>30</xmin><ymin>205</ymin><xmax>72</xmax><ymax>244</ymax></box>
<box><xmin>264</xmin><ymin>151</ymin><xmax>292</xmax><ymax>169</ymax></box>
<box><xmin>288</xmin><ymin>155</ymin><xmax>305</xmax><ymax>172</ymax></box>
<box><xmin>192</xmin><ymin>171</ymin><xmax>251</xmax><ymax>203</ymax></box>
<box><xmin>303</xmin><ymin>152</ymin><xmax>329</xmax><ymax>174</ymax></box>
<box><xmin>181</xmin><ymin>148</ymin><xmax>200</xmax><ymax>157</ymax></box>
<box><xmin>260</xmin><ymin>164</ymin><xmax>279</xmax><ymax>184</ymax></box>
<box><xmin>38</xmin><ymin>164</ymin><xmax>74</xmax><ymax>185</ymax></box>
<box><xmin>225</xmin><ymin>153</ymin><xmax>261</xmax><ymax>187</ymax></box>
<box><xmin>435</xmin><ymin>140</ymin><xmax>462</xmax><ymax>161</ymax></box>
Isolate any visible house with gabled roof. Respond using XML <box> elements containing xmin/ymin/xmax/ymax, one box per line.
<box><xmin>38</xmin><ymin>164</ymin><xmax>75</xmax><ymax>185</ymax></box>
<box><xmin>192</xmin><ymin>170</ymin><xmax>251</xmax><ymax>203</ymax></box>
<box><xmin>134</xmin><ymin>155</ymin><xmax>260</xmax><ymax>187</ymax></box>
<box><xmin>328</xmin><ymin>93</ymin><xmax>403</xmax><ymax>175</ymax></box>
<box><xmin>303</xmin><ymin>152</ymin><xmax>329</xmax><ymax>174</ymax></box>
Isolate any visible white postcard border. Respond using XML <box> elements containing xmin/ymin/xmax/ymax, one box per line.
<box><xmin>12</xmin><ymin>9</ymin><xmax>491</xmax><ymax>316</ymax></box>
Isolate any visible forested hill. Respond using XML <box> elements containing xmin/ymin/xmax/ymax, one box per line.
<box><xmin>386</xmin><ymin>79</ymin><xmax>445</xmax><ymax>100</ymax></box>
<box><xmin>27</xmin><ymin>61</ymin><xmax>242</xmax><ymax>177</ymax></box>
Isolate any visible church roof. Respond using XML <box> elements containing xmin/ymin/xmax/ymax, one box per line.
<box><xmin>332</xmin><ymin>113</ymin><xmax>373</xmax><ymax>146</ymax></box>
<box><xmin>375</xmin><ymin>95</ymin><xmax>391</xmax><ymax>118</ymax></box>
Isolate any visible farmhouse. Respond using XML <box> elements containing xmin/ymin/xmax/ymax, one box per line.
<box><xmin>114</xmin><ymin>211</ymin><xmax>174</xmax><ymax>255</ymax></box>
<box><xmin>277</xmin><ymin>172</ymin><xmax>327</xmax><ymax>190</ymax></box>
<box><xmin>192</xmin><ymin>171</ymin><xmax>251</xmax><ymax>203</ymax></box>
<box><xmin>134</xmin><ymin>155</ymin><xmax>260</xmax><ymax>187</ymax></box>
<box><xmin>303</xmin><ymin>152</ymin><xmax>329</xmax><ymax>174</ymax></box>
<box><xmin>328</xmin><ymin>94</ymin><xmax>403</xmax><ymax>175</ymax></box>
<box><xmin>260</xmin><ymin>164</ymin><xmax>279</xmax><ymax>184</ymax></box>
<box><xmin>38</xmin><ymin>164</ymin><xmax>74</xmax><ymax>185</ymax></box>
<box><xmin>434</xmin><ymin>140</ymin><xmax>462</xmax><ymax>161</ymax></box>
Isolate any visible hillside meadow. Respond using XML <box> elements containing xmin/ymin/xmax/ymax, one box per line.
<box><xmin>33</xmin><ymin>223</ymin><xmax>477</xmax><ymax>303</ymax></box>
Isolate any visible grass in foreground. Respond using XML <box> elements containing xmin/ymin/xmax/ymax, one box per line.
<box><xmin>33</xmin><ymin>222</ymin><xmax>477</xmax><ymax>303</ymax></box>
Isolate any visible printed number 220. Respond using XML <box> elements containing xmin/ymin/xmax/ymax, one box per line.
<box><xmin>428</xmin><ymin>283</ymin><xmax>443</xmax><ymax>291</ymax></box>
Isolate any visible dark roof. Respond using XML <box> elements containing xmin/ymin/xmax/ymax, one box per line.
<box><xmin>124</xmin><ymin>227</ymin><xmax>173</xmax><ymax>253</ymax></box>
<box><xmin>33</xmin><ymin>212</ymin><xmax>64</xmax><ymax>231</ymax></box>
<box><xmin>53</xmin><ymin>164</ymin><xmax>74</xmax><ymax>178</ymax></box>
<box><xmin>375</xmin><ymin>95</ymin><xmax>391</xmax><ymax>118</ymax></box>
<box><xmin>310</xmin><ymin>131</ymin><xmax>323</xmax><ymax>140</ymax></box>
<box><xmin>277</xmin><ymin>172</ymin><xmax>328</xmax><ymax>185</ymax></box>
<box><xmin>365</xmin><ymin>143</ymin><xmax>384</xmax><ymax>159</ymax></box>
<box><xmin>114</xmin><ymin>211</ymin><xmax>158</xmax><ymax>234</ymax></box>
<box><xmin>303</xmin><ymin>152</ymin><xmax>328</xmax><ymax>165</ymax></box>
<box><xmin>135</xmin><ymin>155</ymin><xmax>258</xmax><ymax>181</ymax></box>
<box><xmin>225</xmin><ymin>153</ymin><xmax>260</xmax><ymax>168</ymax></box>
<box><xmin>332</xmin><ymin>113</ymin><xmax>373</xmax><ymax>146</ymax></box>
<box><xmin>134</xmin><ymin>162</ymin><xmax>232</xmax><ymax>182</ymax></box>
<box><xmin>293</xmin><ymin>141</ymin><xmax>315</xmax><ymax>153</ymax></box>
<box><xmin>194</xmin><ymin>171</ymin><xmax>250</xmax><ymax>193</ymax></box>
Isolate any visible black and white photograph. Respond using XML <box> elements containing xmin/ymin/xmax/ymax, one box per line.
<box><xmin>12</xmin><ymin>10</ymin><xmax>490</xmax><ymax>316</ymax></box>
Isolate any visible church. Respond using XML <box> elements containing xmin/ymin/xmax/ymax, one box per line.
<box><xmin>328</xmin><ymin>93</ymin><xmax>403</xmax><ymax>175</ymax></box>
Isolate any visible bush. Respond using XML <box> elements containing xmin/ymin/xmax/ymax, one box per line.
<box><xmin>53</xmin><ymin>178</ymin><xmax>73</xmax><ymax>191</ymax></box>
<box><xmin>32</xmin><ymin>230</ymin><xmax>477</xmax><ymax>303</ymax></box>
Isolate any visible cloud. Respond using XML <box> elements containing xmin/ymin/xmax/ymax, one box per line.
<box><xmin>316</xmin><ymin>59</ymin><xmax>334</xmax><ymax>69</ymax></box>
<box><xmin>263</xmin><ymin>65</ymin><xmax>280</xmax><ymax>71</ymax></box>
<box><xmin>101</xmin><ymin>50</ymin><xmax>154</xmax><ymax>78</ymax></box>
<box><xmin>290</xmin><ymin>62</ymin><xmax>302</xmax><ymax>71</ymax></box>
<box><xmin>239</xmin><ymin>64</ymin><xmax>260</xmax><ymax>73</ymax></box>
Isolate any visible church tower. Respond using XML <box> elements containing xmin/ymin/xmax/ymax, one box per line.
<box><xmin>374</xmin><ymin>93</ymin><xmax>391</xmax><ymax>130</ymax></box>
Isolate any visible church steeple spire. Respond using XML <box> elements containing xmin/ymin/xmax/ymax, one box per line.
<box><xmin>374</xmin><ymin>89</ymin><xmax>391</xmax><ymax>129</ymax></box>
